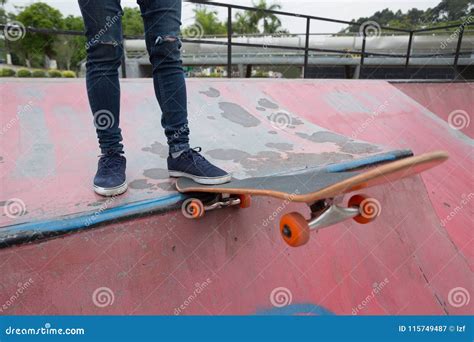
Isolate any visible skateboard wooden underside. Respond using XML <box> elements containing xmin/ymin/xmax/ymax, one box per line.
<box><xmin>176</xmin><ymin>151</ymin><xmax>448</xmax><ymax>202</ymax></box>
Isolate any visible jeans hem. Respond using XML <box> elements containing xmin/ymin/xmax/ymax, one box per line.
<box><xmin>101</xmin><ymin>147</ymin><xmax>124</xmax><ymax>155</ymax></box>
<box><xmin>169</xmin><ymin>143</ymin><xmax>190</xmax><ymax>154</ymax></box>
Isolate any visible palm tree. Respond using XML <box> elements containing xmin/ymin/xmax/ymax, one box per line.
<box><xmin>233</xmin><ymin>11</ymin><xmax>259</xmax><ymax>34</ymax></box>
<box><xmin>251</xmin><ymin>0</ymin><xmax>283</xmax><ymax>34</ymax></box>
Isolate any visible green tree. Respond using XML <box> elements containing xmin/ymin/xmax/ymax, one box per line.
<box><xmin>233</xmin><ymin>11</ymin><xmax>259</xmax><ymax>34</ymax></box>
<box><xmin>14</xmin><ymin>2</ymin><xmax>64</xmax><ymax>67</ymax></box>
<box><xmin>251</xmin><ymin>0</ymin><xmax>284</xmax><ymax>34</ymax></box>
<box><xmin>0</xmin><ymin>1</ymin><xmax>7</xmax><ymax>61</ymax></box>
<box><xmin>343</xmin><ymin>0</ymin><xmax>473</xmax><ymax>32</ymax></box>
<box><xmin>122</xmin><ymin>7</ymin><xmax>144</xmax><ymax>36</ymax></box>
<box><xmin>406</xmin><ymin>8</ymin><xmax>425</xmax><ymax>26</ymax></box>
<box><xmin>184</xmin><ymin>8</ymin><xmax>226</xmax><ymax>37</ymax></box>
<box><xmin>0</xmin><ymin>5</ymin><xmax>8</xmax><ymax>25</ymax></box>
<box><xmin>54</xmin><ymin>15</ymin><xmax>86</xmax><ymax>70</ymax></box>
<box><xmin>425</xmin><ymin>0</ymin><xmax>473</xmax><ymax>22</ymax></box>
<box><xmin>233</xmin><ymin>1</ymin><xmax>285</xmax><ymax>35</ymax></box>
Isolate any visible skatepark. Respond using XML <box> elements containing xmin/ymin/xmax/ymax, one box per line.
<box><xmin>0</xmin><ymin>78</ymin><xmax>472</xmax><ymax>315</ymax></box>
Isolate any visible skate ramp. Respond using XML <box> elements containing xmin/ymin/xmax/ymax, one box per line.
<box><xmin>0</xmin><ymin>79</ymin><xmax>471</xmax><ymax>316</ymax></box>
<box><xmin>393</xmin><ymin>81</ymin><xmax>473</xmax><ymax>139</ymax></box>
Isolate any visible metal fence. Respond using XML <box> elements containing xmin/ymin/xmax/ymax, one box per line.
<box><xmin>185</xmin><ymin>0</ymin><xmax>473</xmax><ymax>77</ymax></box>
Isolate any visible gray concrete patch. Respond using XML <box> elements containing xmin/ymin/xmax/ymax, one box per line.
<box><xmin>258</xmin><ymin>98</ymin><xmax>279</xmax><ymax>109</ymax></box>
<box><xmin>143</xmin><ymin>168</ymin><xmax>169</xmax><ymax>180</ymax></box>
<box><xmin>142</xmin><ymin>141</ymin><xmax>168</xmax><ymax>158</ymax></box>
<box><xmin>199</xmin><ymin>87</ymin><xmax>220</xmax><ymax>98</ymax></box>
<box><xmin>219</xmin><ymin>102</ymin><xmax>261</xmax><ymax>127</ymax></box>
<box><xmin>129</xmin><ymin>179</ymin><xmax>154</xmax><ymax>190</ymax></box>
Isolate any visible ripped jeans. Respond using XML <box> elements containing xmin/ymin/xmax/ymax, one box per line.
<box><xmin>78</xmin><ymin>0</ymin><xmax>189</xmax><ymax>155</ymax></box>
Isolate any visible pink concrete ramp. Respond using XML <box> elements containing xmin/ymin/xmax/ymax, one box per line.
<box><xmin>0</xmin><ymin>79</ymin><xmax>472</xmax><ymax>316</ymax></box>
<box><xmin>393</xmin><ymin>82</ymin><xmax>473</xmax><ymax>139</ymax></box>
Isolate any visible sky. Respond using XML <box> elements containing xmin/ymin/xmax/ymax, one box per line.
<box><xmin>4</xmin><ymin>0</ymin><xmax>442</xmax><ymax>33</ymax></box>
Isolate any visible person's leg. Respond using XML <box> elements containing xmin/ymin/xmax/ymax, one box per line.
<box><xmin>137</xmin><ymin>0</ymin><xmax>230</xmax><ymax>184</ymax></box>
<box><xmin>137</xmin><ymin>0</ymin><xmax>189</xmax><ymax>155</ymax></box>
<box><xmin>79</xmin><ymin>0</ymin><xmax>127</xmax><ymax>196</ymax></box>
<box><xmin>79</xmin><ymin>0</ymin><xmax>124</xmax><ymax>154</ymax></box>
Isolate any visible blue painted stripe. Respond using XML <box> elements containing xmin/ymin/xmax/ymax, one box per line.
<box><xmin>255</xmin><ymin>303</ymin><xmax>334</xmax><ymax>316</ymax></box>
<box><xmin>326</xmin><ymin>149</ymin><xmax>413</xmax><ymax>173</ymax></box>
<box><xmin>0</xmin><ymin>193</ymin><xmax>185</xmax><ymax>241</ymax></box>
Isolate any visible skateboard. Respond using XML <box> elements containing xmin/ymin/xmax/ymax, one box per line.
<box><xmin>175</xmin><ymin>150</ymin><xmax>448</xmax><ymax>247</ymax></box>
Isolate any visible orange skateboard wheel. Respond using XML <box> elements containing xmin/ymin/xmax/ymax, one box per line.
<box><xmin>280</xmin><ymin>212</ymin><xmax>310</xmax><ymax>247</ymax></box>
<box><xmin>348</xmin><ymin>194</ymin><xmax>380</xmax><ymax>224</ymax></box>
<box><xmin>184</xmin><ymin>199</ymin><xmax>205</xmax><ymax>219</ymax></box>
<box><xmin>238</xmin><ymin>194</ymin><xmax>251</xmax><ymax>208</ymax></box>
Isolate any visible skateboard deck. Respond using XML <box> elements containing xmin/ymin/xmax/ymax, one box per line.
<box><xmin>176</xmin><ymin>150</ymin><xmax>448</xmax><ymax>247</ymax></box>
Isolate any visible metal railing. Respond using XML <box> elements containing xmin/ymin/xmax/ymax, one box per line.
<box><xmin>1</xmin><ymin>0</ymin><xmax>473</xmax><ymax>79</ymax></box>
<box><xmin>184</xmin><ymin>0</ymin><xmax>472</xmax><ymax>78</ymax></box>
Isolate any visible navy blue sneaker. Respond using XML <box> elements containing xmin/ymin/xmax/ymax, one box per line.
<box><xmin>168</xmin><ymin>147</ymin><xmax>231</xmax><ymax>185</ymax></box>
<box><xmin>93</xmin><ymin>153</ymin><xmax>128</xmax><ymax>196</ymax></box>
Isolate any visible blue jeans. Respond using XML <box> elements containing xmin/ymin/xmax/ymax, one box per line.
<box><xmin>78</xmin><ymin>0</ymin><xmax>190</xmax><ymax>155</ymax></box>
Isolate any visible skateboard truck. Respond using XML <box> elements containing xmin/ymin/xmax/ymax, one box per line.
<box><xmin>280</xmin><ymin>194</ymin><xmax>378</xmax><ymax>247</ymax></box>
<box><xmin>308</xmin><ymin>197</ymin><xmax>360</xmax><ymax>230</ymax></box>
<box><xmin>182</xmin><ymin>194</ymin><xmax>251</xmax><ymax>219</ymax></box>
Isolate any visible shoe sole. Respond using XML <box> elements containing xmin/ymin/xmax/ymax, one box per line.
<box><xmin>94</xmin><ymin>182</ymin><xmax>128</xmax><ymax>197</ymax></box>
<box><xmin>169</xmin><ymin>171</ymin><xmax>231</xmax><ymax>185</ymax></box>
